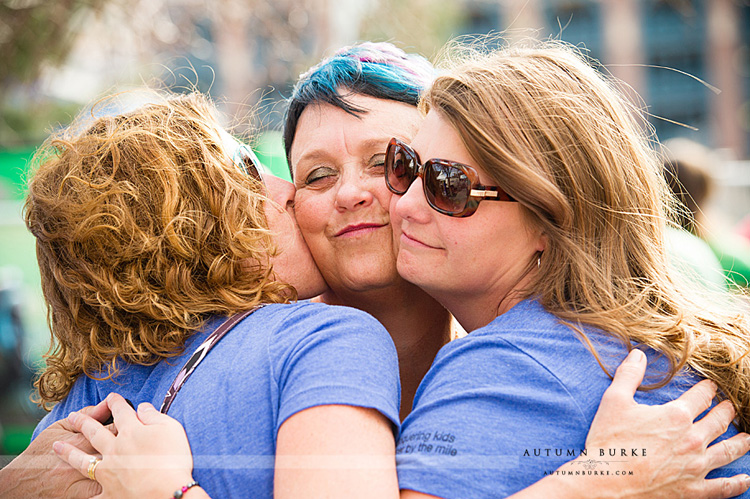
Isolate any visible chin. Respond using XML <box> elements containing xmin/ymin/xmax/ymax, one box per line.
<box><xmin>396</xmin><ymin>257</ymin><xmax>430</xmax><ymax>289</ymax></box>
<box><xmin>295</xmin><ymin>278</ymin><xmax>329</xmax><ymax>301</ymax></box>
<box><xmin>335</xmin><ymin>265</ymin><xmax>403</xmax><ymax>294</ymax></box>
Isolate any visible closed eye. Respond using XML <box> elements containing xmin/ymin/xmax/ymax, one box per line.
<box><xmin>369</xmin><ymin>154</ymin><xmax>386</xmax><ymax>174</ymax></box>
<box><xmin>304</xmin><ymin>166</ymin><xmax>338</xmax><ymax>187</ymax></box>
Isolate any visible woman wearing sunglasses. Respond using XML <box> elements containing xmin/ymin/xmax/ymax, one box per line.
<box><xmin>386</xmin><ymin>39</ymin><xmax>750</xmax><ymax>498</ymax></box>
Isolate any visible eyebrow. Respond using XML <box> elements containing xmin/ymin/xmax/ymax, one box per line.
<box><xmin>294</xmin><ymin>149</ymin><xmax>330</xmax><ymax>166</ymax></box>
<box><xmin>294</xmin><ymin>136</ymin><xmax>394</xmax><ymax>167</ymax></box>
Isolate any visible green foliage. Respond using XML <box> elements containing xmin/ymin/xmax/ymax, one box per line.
<box><xmin>0</xmin><ymin>0</ymin><xmax>109</xmax><ymax>148</ymax></box>
<box><xmin>1</xmin><ymin>98</ymin><xmax>80</xmax><ymax>148</ymax></box>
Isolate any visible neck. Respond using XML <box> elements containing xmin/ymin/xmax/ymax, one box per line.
<box><xmin>440</xmin><ymin>292</ymin><xmax>519</xmax><ymax>333</ymax></box>
<box><xmin>318</xmin><ymin>282</ymin><xmax>452</xmax><ymax>420</ymax></box>
<box><xmin>438</xmin><ymin>267</ymin><xmax>539</xmax><ymax>333</ymax></box>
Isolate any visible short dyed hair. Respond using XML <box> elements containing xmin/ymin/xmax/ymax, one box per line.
<box><xmin>283</xmin><ymin>42</ymin><xmax>434</xmax><ymax>174</ymax></box>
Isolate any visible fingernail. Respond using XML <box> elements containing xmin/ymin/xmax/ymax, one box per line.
<box><xmin>52</xmin><ymin>441</ymin><xmax>63</xmax><ymax>453</ymax></box>
<box><xmin>627</xmin><ymin>349</ymin><xmax>645</xmax><ymax>363</ymax></box>
<box><xmin>745</xmin><ymin>434</ymin><xmax>750</xmax><ymax>446</ymax></box>
<box><xmin>744</xmin><ymin>475</ymin><xmax>750</xmax><ymax>487</ymax></box>
<box><xmin>67</xmin><ymin>411</ymin><xmax>78</xmax><ymax>424</ymax></box>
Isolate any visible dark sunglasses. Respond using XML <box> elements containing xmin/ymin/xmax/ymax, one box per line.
<box><xmin>219</xmin><ymin>128</ymin><xmax>266</xmax><ymax>184</ymax></box>
<box><xmin>233</xmin><ymin>143</ymin><xmax>264</xmax><ymax>183</ymax></box>
<box><xmin>384</xmin><ymin>138</ymin><xmax>515</xmax><ymax>217</ymax></box>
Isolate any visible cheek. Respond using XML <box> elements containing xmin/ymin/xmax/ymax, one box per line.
<box><xmin>293</xmin><ymin>191</ymin><xmax>332</xmax><ymax>235</ymax></box>
<box><xmin>435</xmin><ymin>219</ymin><xmax>493</xmax><ymax>272</ymax></box>
<box><xmin>388</xmin><ymin>194</ymin><xmax>404</xmax><ymax>236</ymax></box>
<box><xmin>371</xmin><ymin>180</ymin><xmax>394</xmax><ymax>208</ymax></box>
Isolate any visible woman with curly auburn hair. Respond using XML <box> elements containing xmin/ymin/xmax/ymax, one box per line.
<box><xmin>28</xmin><ymin>93</ymin><xmax>295</xmax><ymax>408</ymax></box>
<box><xmin>6</xmin><ymin>91</ymin><xmax>403</xmax><ymax>498</ymax></box>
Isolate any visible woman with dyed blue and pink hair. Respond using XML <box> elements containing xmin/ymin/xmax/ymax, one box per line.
<box><xmin>284</xmin><ymin>43</ymin><xmax>451</xmax><ymax>418</ymax></box>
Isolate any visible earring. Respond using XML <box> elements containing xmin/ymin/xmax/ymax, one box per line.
<box><xmin>537</xmin><ymin>254</ymin><xmax>541</xmax><ymax>269</ymax></box>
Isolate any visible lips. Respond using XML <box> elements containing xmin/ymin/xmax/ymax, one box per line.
<box><xmin>334</xmin><ymin>222</ymin><xmax>387</xmax><ymax>237</ymax></box>
<box><xmin>400</xmin><ymin>230</ymin><xmax>441</xmax><ymax>249</ymax></box>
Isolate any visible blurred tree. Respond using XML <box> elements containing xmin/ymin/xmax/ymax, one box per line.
<box><xmin>0</xmin><ymin>0</ymin><xmax>108</xmax><ymax>85</ymax></box>
<box><xmin>1</xmin><ymin>0</ymin><xmax>109</xmax><ymax>147</ymax></box>
<box><xmin>0</xmin><ymin>0</ymin><xmax>467</xmax><ymax>149</ymax></box>
<box><xmin>359</xmin><ymin>0</ymin><xmax>465</xmax><ymax>61</ymax></box>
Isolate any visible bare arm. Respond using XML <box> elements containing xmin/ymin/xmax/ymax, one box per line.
<box><xmin>54</xmin><ymin>395</ymin><xmax>399</xmax><ymax>499</ymax></box>
<box><xmin>274</xmin><ymin>404</ymin><xmax>399</xmax><ymax>499</ymax></box>
<box><xmin>402</xmin><ymin>350</ymin><xmax>750</xmax><ymax>499</ymax></box>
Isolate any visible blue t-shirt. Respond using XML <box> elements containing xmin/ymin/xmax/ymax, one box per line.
<box><xmin>33</xmin><ymin>301</ymin><xmax>400</xmax><ymax>498</ymax></box>
<box><xmin>397</xmin><ymin>299</ymin><xmax>749</xmax><ymax>498</ymax></box>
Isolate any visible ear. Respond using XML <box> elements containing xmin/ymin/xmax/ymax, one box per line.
<box><xmin>535</xmin><ymin>231</ymin><xmax>548</xmax><ymax>253</ymax></box>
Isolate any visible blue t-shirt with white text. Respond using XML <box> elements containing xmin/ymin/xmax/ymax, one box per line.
<box><xmin>397</xmin><ymin>299</ymin><xmax>749</xmax><ymax>498</ymax></box>
<box><xmin>34</xmin><ymin>301</ymin><xmax>401</xmax><ymax>498</ymax></box>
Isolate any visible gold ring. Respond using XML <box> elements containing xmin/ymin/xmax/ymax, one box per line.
<box><xmin>87</xmin><ymin>456</ymin><xmax>101</xmax><ymax>481</ymax></box>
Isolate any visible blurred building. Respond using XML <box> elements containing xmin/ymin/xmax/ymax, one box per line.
<box><xmin>462</xmin><ymin>0</ymin><xmax>749</xmax><ymax>161</ymax></box>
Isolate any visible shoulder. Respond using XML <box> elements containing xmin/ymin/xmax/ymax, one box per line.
<box><xmin>262</xmin><ymin>300</ymin><xmax>387</xmax><ymax>327</ymax></box>
<box><xmin>32</xmin><ymin>372</ymin><xmax>105</xmax><ymax>439</ymax></box>
<box><xmin>257</xmin><ymin>301</ymin><xmax>396</xmax><ymax>353</ymax></box>
<box><xmin>264</xmin><ymin>302</ymin><xmax>401</xmax><ymax>434</ymax></box>
<box><xmin>426</xmin><ymin>300</ymin><xmax>579</xmax><ymax>380</ymax></box>
<box><xmin>258</xmin><ymin>301</ymin><xmax>398</xmax><ymax>384</ymax></box>
<box><xmin>413</xmin><ymin>300</ymin><xmax>613</xmax><ymax>420</ymax></box>
<box><xmin>397</xmin><ymin>302</ymin><xmax>606</xmax><ymax>498</ymax></box>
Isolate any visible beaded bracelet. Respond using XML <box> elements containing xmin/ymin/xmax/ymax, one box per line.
<box><xmin>172</xmin><ymin>481</ymin><xmax>199</xmax><ymax>498</ymax></box>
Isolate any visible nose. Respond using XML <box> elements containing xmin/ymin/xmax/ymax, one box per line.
<box><xmin>393</xmin><ymin>177</ymin><xmax>431</xmax><ymax>224</ymax></box>
<box><xmin>334</xmin><ymin>169</ymin><xmax>374</xmax><ymax>211</ymax></box>
<box><xmin>262</xmin><ymin>174</ymin><xmax>296</xmax><ymax>213</ymax></box>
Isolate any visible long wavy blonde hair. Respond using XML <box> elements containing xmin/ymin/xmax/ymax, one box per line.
<box><xmin>25</xmin><ymin>92</ymin><xmax>294</xmax><ymax>407</ymax></box>
<box><xmin>424</xmin><ymin>39</ymin><xmax>750</xmax><ymax>431</ymax></box>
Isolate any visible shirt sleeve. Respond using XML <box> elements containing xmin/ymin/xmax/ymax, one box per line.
<box><xmin>396</xmin><ymin>337</ymin><xmax>588</xmax><ymax>499</ymax></box>
<box><xmin>269</xmin><ymin>303</ymin><xmax>401</xmax><ymax>435</ymax></box>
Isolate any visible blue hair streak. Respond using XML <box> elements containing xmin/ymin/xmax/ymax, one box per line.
<box><xmin>283</xmin><ymin>42</ymin><xmax>435</xmax><ymax>175</ymax></box>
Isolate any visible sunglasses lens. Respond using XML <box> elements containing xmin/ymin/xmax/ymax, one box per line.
<box><xmin>386</xmin><ymin>143</ymin><xmax>417</xmax><ymax>194</ymax></box>
<box><xmin>237</xmin><ymin>146</ymin><xmax>263</xmax><ymax>182</ymax></box>
<box><xmin>424</xmin><ymin>162</ymin><xmax>471</xmax><ymax>215</ymax></box>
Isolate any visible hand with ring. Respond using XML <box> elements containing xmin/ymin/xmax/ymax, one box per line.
<box><xmin>53</xmin><ymin>393</ymin><xmax>199</xmax><ymax>499</ymax></box>
<box><xmin>0</xmin><ymin>400</ymin><xmax>112</xmax><ymax>499</ymax></box>
<box><xmin>87</xmin><ymin>456</ymin><xmax>102</xmax><ymax>482</ymax></box>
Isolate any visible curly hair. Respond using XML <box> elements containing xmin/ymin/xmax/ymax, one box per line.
<box><xmin>24</xmin><ymin>92</ymin><xmax>294</xmax><ymax>408</ymax></box>
<box><xmin>424</xmin><ymin>39</ymin><xmax>750</xmax><ymax>431</ymax></box>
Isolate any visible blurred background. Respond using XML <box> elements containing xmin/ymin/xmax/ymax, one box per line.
<box><xmin>1</xmin><ymin>0</ymin><xmax>749</xmax><ymax>457</ymax></box>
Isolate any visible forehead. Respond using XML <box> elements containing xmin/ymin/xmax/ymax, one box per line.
<box><xmin>290</xmin><ymin>94</ymin><xmax>422</xmax><ymax>168</ymax></box>
<box><xmin>410</xmin><ymin>110</ymin><xmax>475</xmax><ymax>167</ymax></box>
